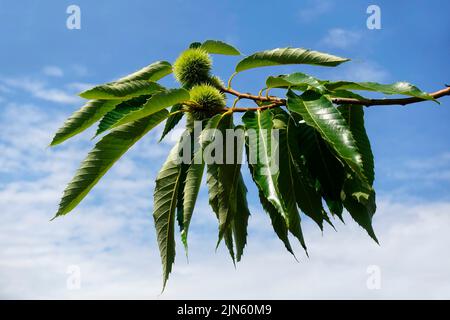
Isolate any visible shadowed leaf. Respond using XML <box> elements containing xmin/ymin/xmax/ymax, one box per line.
<box><xmin>153</xmin><ymin>134</ymin><xmax>188</xmax><ymax>289</ymax></box>
<box><xmin>287</xmin><ymin>90</ymin><xmax>367</xmax><ymax>185</ymax></box>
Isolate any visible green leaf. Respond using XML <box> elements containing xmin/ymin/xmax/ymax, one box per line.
<box><xmin>200</xmin><ymin>40</ymin><xmax>241</xmax><ymax>55</ymax></box>
<box><xmin>189</xmin><ymin>42</ymin><xmax>202</xmax><ymax>49</ymax></box>
<box><xmin>342</xmin><ymin>175</ymin><xmax>378</xmax><ymax>243</ymax></box>
<box><xmin>201</xmin><ymin>113</ymin><xmax>244</xmax><ymax>245</ymax></box>
<box><xmin>295</xmin><ymin>121</ymin><xmax>346</xmax><ymax>219</ymax></box>
<box><xmin>235</xmin><ymin>48</ymin><xmax>349</xmax><ymax>73</ymax></box>
<box><xmin>95</xmin><ymin>95</ymin><xmax>150</xmax><ymax>136</ymax></box>
<box><xmin>272</xmin><ymin>114</ymin><xmax>307</xmax><ymax>251</ymax></box>
<box><xmin>224</xmin><ymin>227</ymin><xmax>236</xmax><ymax>265</ymax></box>
<box><xmin>50</xmin><ymin>99</ymin><xmax>121</xmax><ymax>146</ymax></box>
<box><xmin>206</xmin><ymin>164</ymin><xmax>221</xmax><ymax>217</ymax></box>
<box><xmin>325</xmin><ymin>89</ymin><xmax>367</xmax><ymax>101</ymax></box>
<box><xmin>287</xmin><ymin>90</ymin><xmax>366</xmax><ymax>184</ymax></box>
<box><xmin>206</xmin><ymin>163</ymin><xmax>248</xmax><ymax>264</ymax></box>
<box><xmin>259</xmin><ymin>189</ymin><xmax>296</xmax><ymax>256</ymax></box>
<box><xmin>159</xmin><ymin>104</ymin><xmax>184</xmax><ymax>142</ymax></box>
<box><xmin>205</xmin><ymin>164</ymin><xmax>235</xmax><ymax>263</ymax></box>
<box><xmin>232</xmin><ymin>173</ymin><xmax>251</xmax><ymax>262</ymax></box>
<box><xmin>285</xmin><ymin>115</ymin><xmax>329</xmax><ymax>229</ymax></box>
<box><xmin>116</xmin><ymin>61</ymin><xmax>172</xmax><ymax>83</ymax></box>
<box><xmin>79</xmin><ymin>80</ymin><xmax>164</xmax><ymax>100</ymax></box>
<box><xmin>324</xmin><ymin>81</ymin><xmax>434</xmax><ymax>100</ymax></box>
<box><xmin>54</xmin><ymin>109</ymin><xmax>168</xmax><ymax>218</ymax></box>
<box><xmin>98</xmin><ymin>88</ymin><xmax>189</xmax><ymax>130</ymax></box>
<box><xmin>338</xmin><ymin>105</ymin><xmax>375</xmax><ymax>186</ymax></box>
<box><xmin>242</xmin><ymin>110</ymin><xmax>288</xmax><ymax>221</ymax></box>
<box><xmin>180</xmin><ymin>147</ymin><xmax>205</xmax><ymax>250</ymax></box>
<box><xmin>245</xmin><ymin>146</ymin><xmax>295</xmax><ymax>256</ymax></box>
<box><xmin>176</xmin><ymin>161</ymin><xmax>190</xmax><ymax>237</ymax></box>
<box><xmin>153</xmin><ymin>134</ymin><xmax>187</xmax><ymax>289</ymax></box>
<box><xmin>266</xmin><ymin>72</ymin><xmax>326</xmax><ymax>92</ymax></box>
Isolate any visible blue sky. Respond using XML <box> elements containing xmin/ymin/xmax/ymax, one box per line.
<box><xmin>0</xmin><ymin>0</ymin><xmax>449</xmax><ymax>298</ymax></box>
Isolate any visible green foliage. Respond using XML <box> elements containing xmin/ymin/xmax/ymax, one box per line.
<box><xmin>50</xmin><ymin>99</ymin><xmax>120</xmax><ymax>146</ymax></box>
<box><xmin>50</xmin><ymin>40</ymin><xmax>442</xmax><ymax>290</ymax></box>
<box><xmin>54</xmin><ymin>110</ymin><xmax>168</xmax><ymax>218</ymax></box>
<box><xmin>180</xmin><ymin>148</ymin><xmax>205</xmax><ymax>250</ymax></box>
<box><xmin>95</xmin><ymin>88</ymin><xmax>189</xmax><ymax>132</ymax></box>
<box><xmin>287</xmin><ymin>90</ymin><xmax>367</xmax><ymax>185</ymax></box>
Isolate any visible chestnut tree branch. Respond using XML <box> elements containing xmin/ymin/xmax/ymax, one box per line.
<box><xmin>219</xmin><ymin>85</ymin><xmax>450</xmax><ymax>112</ymax></box>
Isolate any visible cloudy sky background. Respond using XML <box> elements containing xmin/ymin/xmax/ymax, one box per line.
<box><xmin>1</xmin><ymin>0</ymin><xmax>449</xmax><ymax>299</ymax></box>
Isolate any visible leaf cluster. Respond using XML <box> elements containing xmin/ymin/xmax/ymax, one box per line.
<box><xmin>50</xmin><ymin>39</ymin><xmax>434</xmax><ymax>289</ymax></box>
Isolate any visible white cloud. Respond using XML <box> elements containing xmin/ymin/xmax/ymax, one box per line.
<box><xmin>1</xmin><ymin>102</ymin><xmax>450</xmax><ymax>299</ymax></box>
<box><xmin>2</xmin><ymin>77</ymin><xmax>80</xmax><ymax>104</ymax></box>
<box><xmin>43</xmin><ymin>66</ymin><xmax>64</xmax><ymax>77</ymax></box>
<box><xmin>381</xmin><ymin>152</ymin><xmax>450</xmax><ymax>183</ymax></box>
<box><xmin>66</xmin><ymin>82</ymin><xmax>95</xmax><ymax>92</ymax></box>
<box><xmin>324</xmin><ymin>61</ymin><xmax>390</xmax><ymax>83</ymax></box>
<box><xmin>298</xmin><ymin>0</ymin><xmax>332</xmax><ymax>23</ymax></box>
<box><xmin>322</xmin><ymin>28</ymin><xmax>361</xmax><ymax>49</ymax></box>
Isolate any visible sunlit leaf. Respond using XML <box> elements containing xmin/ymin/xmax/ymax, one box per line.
<box><xmin>79</xmin><ymin>80</ymin><xmax>165</xmax><ymax>100</ymax></box>
<box><xmin>54</xmin><ymin>110</ymin><xmax>168</xmax><ymax>218</ymax></box>
<box><xmin>50</xmin><ymin>99</ymin><xmax>121</xmax><ymax>146</ymax></box>
<box><xmin>98</xmin><ymin>88</ymin><xmax>189</xmax><ymax>131</ymax></box>
<box><xmin>95</xmin><ymin>95</ymin><xmax>150</xmax><ymax>136</ymax></box>
<box><xmin>242</xmin><ymin>110</ymin><xmax>288</xmax><ymax>220</ymax></box>
<box><xmin>324</xmin><ymin>81</ymin><xmax>434</xmax><ymax>100</ymax></box>
<box><xmin>200</xmin><ymin>40</ymin><xmax>241</xmax><ymax>55</ymax></box>
<box><xmin>236</xmin><ymin>47</ymin><xmax>349</xmax><ymax>72</ymax></box>
<box><xmin>266</xmin><ymin>72</ymin><xmax>326</xmax><ymax>92</ymax></box>
<box><xmin>116</xmin><ymin>61</ymin><xmax>172</xmax><ymax>82</ymax></box>
<box><xmin>338</xmin><ymin>105</ymin><xmax>375</xmax><ymax>185</ymax></box>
